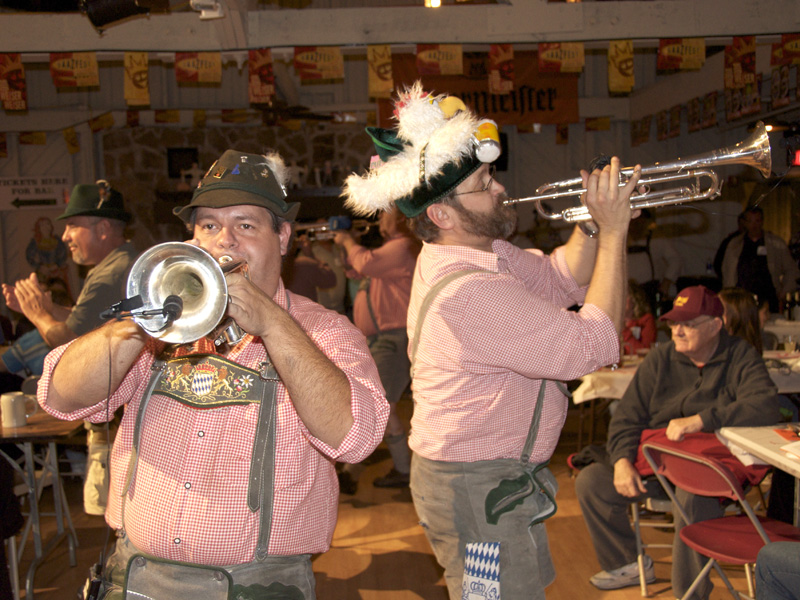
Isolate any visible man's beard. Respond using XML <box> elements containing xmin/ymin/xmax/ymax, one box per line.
<box><xmin>451</xmin><ymin>191</ymin><xmax>518</xmax><ymax>241</ymax></box>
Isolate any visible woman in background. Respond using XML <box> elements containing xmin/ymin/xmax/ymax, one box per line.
<box><xmin>621</xmin><ymin>280</ymin><xmax>656</xmax><ymax>355</ymax></box>
<box><xmin>718</xmin><ymin>287</ymin><xmax>763</xmax><ymax>354</ymax></box>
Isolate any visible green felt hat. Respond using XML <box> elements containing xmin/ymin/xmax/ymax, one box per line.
<box><xmin>174</xmin><ymin>149</ymin><xmax>300</xmax><ymax>224</ymax></box>
<box><xmin>57</xmin><ymin>182</ymin><xmax>131</xmax><ymax>223</ymax></box>
<box><xmin>343</xmin><ymin>82</ymin><xmax>493</xmax><ymax>219</ymax></box>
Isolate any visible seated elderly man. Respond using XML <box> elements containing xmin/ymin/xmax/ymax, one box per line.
<box><xmin>575</xmin><ymin>285</ymin><xmax>779</xmax><ymax>599</ymax></box>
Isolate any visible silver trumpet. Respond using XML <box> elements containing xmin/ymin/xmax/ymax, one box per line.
<box><xmin>504</xmin><ymin>121</ymin><xmax>772</xmax><ymax>223</ymax></box>
<box><xmin>294</xmin><ymin>218</ymin><xmax>374</xmax><ymax>241</ymax></box>
<box><xmin>126</xmin><ymin>242</ymin><xmax>249</xmax><ymax>346</ymax></box>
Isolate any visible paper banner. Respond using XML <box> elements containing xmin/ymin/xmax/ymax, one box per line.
<box><xmin>367</xmin><ymin>45</ymin><xmax>393</xmax><ymax>99</ymax></box>
<box><xmin>488</xmin><ymin>44</ymin><xmax>514</xmax><ymax>95</ymax></box>
<box><xmin>154</xmin><ymin>110</ymin><xmax>180</xmax><ymax>123</ymax></box>
<box><xmin>0</xmin><ymin>133</ymin><xmax>6</xmax><ymax>158</ymax></box>
<box><xmin>657</xmin><ymin>38</ymin><xmax>705</xmax><ymax>71</ymax></box>
<box><xmin>124</xmin><ymin>52</ymin><xmax>150</xmax><ymax>106</ymax></box>
<box><xmin>19</xmin><ymin>131</ymin><xmax>47</xmax><ymax>145</ymax></box>
<box><xmin>725</xmin><ymin>36</ymin><xmax>755</xmax><ymax>90</ymax></box>
<box><xmin>556</xmin><ymin>124</ymin><xmax>569</xmax><ymax>145</ymax></box>
<box><xmin>126</xmin><ymin>110</ymin><xmax>140</xmax><ymax>127</ymax></box>
<box><xmin>387</xmin><ymin>51</ymin><xmax>578</xmax><ymax>127</ymax></box>
<box><xmin>687</xmin><ymin>97</ymin><xmax>702</xmax><ymax>132</ymax></box>
<box><xmin>668</xmin><ymin>105</ymin><xmax>681</xmax><ymax>138</ymax></box>
<box><xmin>585</xmin><ymin>116</ymin><xmax>610</xmax><ymax>132</ymax></box>
<box><xmin>248</xmin><ymin>49</ymin><xmax>275</xmax><ymax>105</ymax></box>
<box><xmin>88</xmin><ymin>112</ymin><xmax>114</xmax><ymax>133</ymax></box>
<box><xmin>193</xmin><ymin>110</ymin><xmax>207</xmax><ymax>128</ymax></box>
<box><xmin>771</xmin><ymin>65</ymin><xmax>791</xmax><ymax>109</ymax></box>
<box><xmin>175</xmin><ymin>52</ymin><xmax>222</xmax><ymax>83</ymax></box>
<box><xmin>294</xmin><ymin>46</ymin><xmax>344</xmax><ymax>81</ymax></box>
<box><xmin>782</xmin><ymin>34</ymin><xmax>800</xmax><ymax>65</ymax></box>
<box><xmin>415</xmin><ymin>44</ymin><xmax>463</xmax><ymax>76</ymax></box>
<box><xmin>631</xmin><ymin>115</ymin><xmax>652</xmax><ymax>147</ymax></box>
<box><xmin>608</xmin><ymin>40</ymin><xmax>634</xmax><ymax>94</ymax></box>
<box><xmin>221</xmin><ymin>109</ymin><xmax>252</xmax><ymax>123</ymax></box>
<box><xmin>50</xmin><ymin>52</ymin><xmax>99</xmax><ymax>87</ymax></box>
<box><xmin>0</xmin><ymin>53</ymin><xmax>27</xmax><ymax>111</ymax></box>
<box><xmin>63</xmin><ymin>127</ymin><xmax>79</xmax><ymax>154</ymax></box>
<box><xmin>538</xmin><ymin>42</ymin><xmax>584</xmax><ymax>73</ymax></box>
<box><xmin>702</xmin><ymin>92</ymin><xmax>718</xmax><ymax>129</ymax></box>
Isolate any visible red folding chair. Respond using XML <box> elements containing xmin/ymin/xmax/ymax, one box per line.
<box><xmin>641</xmin><ymin>442</ymin><xmax>800</xmax><ymax>600</ymax></box>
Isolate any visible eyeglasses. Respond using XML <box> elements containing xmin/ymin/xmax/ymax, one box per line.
<box><xmin>454</xmin><ymin>165</ymin><xmax>496</xmax><ymax>196</ymax></box>
<box><xmin>666</xmin><ymin>316</ymin><xmax>715</xmax><ymax>330</ymax></box>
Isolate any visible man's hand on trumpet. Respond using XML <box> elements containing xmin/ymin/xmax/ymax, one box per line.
<box><xmin>580</xmin><ymin>156</ymin><xmax>643</xmax><ymax>236</ymax></box>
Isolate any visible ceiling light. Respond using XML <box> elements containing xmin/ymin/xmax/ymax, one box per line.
<box><xmin>190</xmin><ymin>0</ymin><xmax>224</xmax><ymax>19</ymax></box>
<box><xmin>425</xmin><ymin>0</ymin><xmax>442</xmax><ymax>7</ymax></box>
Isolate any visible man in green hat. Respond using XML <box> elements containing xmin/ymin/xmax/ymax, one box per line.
<box><xmin>343</xmin><ymin>83</ymin><xmax>642</xmax><ymax>600</ymax></box>
<box><xmin>2</xmin><ymin>180</ymin><xmax>138</xmax><ymax>516</ymax></box>
<box><xmin>37</xmin><ymin>149</ymin><xmax>388</xmax><ymax>599</ymax></box>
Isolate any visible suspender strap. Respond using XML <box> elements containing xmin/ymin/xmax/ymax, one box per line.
<box><xmin>252</xmin><ymin>358</ymin><xmax>279</xmax><ymax>562</ymax></box>
<box><xmin>122</xmin><ymin>359</ymin><xmax>166</xmax><ymax>496</ymax></box>
<box><xmin>409</xmin><ymin>270</ymin><xmax>485</xmax><ymax>377</ymax></box>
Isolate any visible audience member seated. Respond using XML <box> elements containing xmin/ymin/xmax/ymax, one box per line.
<box><xmin>575</xmin><ymin>285</ymin><xmax>779</xmax><ymax>599</ymax></box>
<box><xmin>755</xmin><ymin>541</ymin><xmax>800</xmax><ymax>600</ymax></box>
<box><xmin>622</xmin><ymin>280</ymin><xmax>656</xmax><ymax>355</ymax></box>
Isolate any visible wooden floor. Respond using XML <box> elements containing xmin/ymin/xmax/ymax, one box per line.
<box><xmin>12</xmin><ymin>408</ymin><xmax>753</xmax><ymax>600</ymax></box>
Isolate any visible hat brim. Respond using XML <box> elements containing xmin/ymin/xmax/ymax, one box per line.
<box><xmin>396</xmin><ymin>154</ymin><xmax>482</xmax><ymax>218</ymax></box>
<box><xmin>174</xmin><ymin>188</ymin><xmax>301</xmax><ymax>224</ymax></box>
<box><xmin>56</xmin><ymin>207</ymin><xmax>132</xmax><ymax>223</ymax></box>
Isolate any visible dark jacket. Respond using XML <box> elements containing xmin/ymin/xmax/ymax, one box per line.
<box><xmin>607</xmin><ymin>329</ymin><xmax>780</xmax><ymax>465</ymax></box>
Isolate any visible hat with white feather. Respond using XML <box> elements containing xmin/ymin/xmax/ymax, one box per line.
<box><xmin>343</xmin><ymin>82</ymin><xmax>501</xmax><ymax>218</ymax></box>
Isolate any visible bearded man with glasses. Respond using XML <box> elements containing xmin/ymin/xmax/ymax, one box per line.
<box><xmin>576</xmin><ymin>285</ymin><xmax>780</xmax><ymax>599</ymax></box>
<box><xmin>344</xmin><ymin>82</ymin><xmax>641</xmax><ymax>600</ymax></box>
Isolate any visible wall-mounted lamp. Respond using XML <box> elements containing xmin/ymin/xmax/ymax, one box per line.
<box><xmin>190</xmin><ymin>0</ymin><xmax>224</xmax><ymax>19</ymax></box>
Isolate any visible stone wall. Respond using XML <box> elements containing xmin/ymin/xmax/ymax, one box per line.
<box><xmin>102</xmin><ymin>122</ymin><xmax>374</xmax><ymax>249</ymax></box>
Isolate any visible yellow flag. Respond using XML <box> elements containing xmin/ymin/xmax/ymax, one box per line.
<box><xmin>19</xmin><ymin>131</ymin><xmax>47</xmax><ymax>145</ymax></box>
<box><xmin>175</xmin><ymin>52</ymin><xmax>222</xmax><ymax>83</ymax></box>
<box><xmin>608</xmin><ymin>40</ymin><xmax>634</xmax><ymax>94</ymax></box>
<box><xmin>368</xmin><ymin>45</ymin><xmax>393</xmax><ymax>99</ymax></box>
<box><xmin>63</xmin><ymin>127</ymin><xmax>80</xmax><ymax>154</ymax></box>
<box><xmin>124</xmin><ymin>52</ymin><xmax>150</xmax><ymax>106</ymax></box>
<box><xmin>50</xmin><ymin>52</ymin><xmax>99</xmax><ymax>87</ymax></box>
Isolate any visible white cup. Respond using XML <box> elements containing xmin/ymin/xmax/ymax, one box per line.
<box><xmin>786</xmin><ymin>335</ymin><xmax>798</xmax><ymax>353</ymax></box>
<box><xmin>1</xmin><ymin>391</ymin><xmax>38</xmax><ymax>428</ymax></box>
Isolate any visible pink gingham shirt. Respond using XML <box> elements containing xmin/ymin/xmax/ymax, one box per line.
<box><xmin>407</xmin><ymin>241</ymin><xmax>619</xmax><ymax>464</ymax></box>
<box><xmin>347</xmin><ymin>234</ymin><xmax>418</xmax><ymax>337</ymax></box>
<box><xmin>38</xmin><ymin>281</ymin><xmax>389</xmax><ymax>564</ymax></box>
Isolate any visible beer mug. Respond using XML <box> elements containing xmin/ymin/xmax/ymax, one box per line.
<box><xmin>1</xmin><ymin>391</ymin><xmax>38</xmax><ymax>428</ymax></box>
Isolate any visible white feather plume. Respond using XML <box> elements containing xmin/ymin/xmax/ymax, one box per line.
<box><xmin>343</xmin><ymin>82</ymin><xmax>479</xmax><ymax>216</ymax></box>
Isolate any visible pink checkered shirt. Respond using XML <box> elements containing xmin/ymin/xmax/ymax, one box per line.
<box><xmin>407</xmin><ymin>241</ymin><xmax>619</xmax><ymax>464</ymax></box>
<box><xmin>39</xmin><ymin>281</ymin><xmax>389</xmax><ymax>564</ymax></box>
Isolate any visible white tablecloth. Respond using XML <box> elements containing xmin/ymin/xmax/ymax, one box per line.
<box><xmin>572</xmin><ymin>351</ymin><xmax>800</xmax><ymax>405</ymax></box>
<box><xmin>764</xmin><ymin>319</ymin><xmax>800</xmax><ymax>343</ymax></box>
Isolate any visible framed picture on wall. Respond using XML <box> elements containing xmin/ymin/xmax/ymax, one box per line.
<box><xmin>167</xmin><ymin>147</ymin><xmax>199</xmax><ymax>179</ymax></box>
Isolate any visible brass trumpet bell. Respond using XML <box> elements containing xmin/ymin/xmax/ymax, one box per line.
<box><xmin>126</xmin><ymin>242</ymin><xmax>232</xmax><ymax>344</ymax></box>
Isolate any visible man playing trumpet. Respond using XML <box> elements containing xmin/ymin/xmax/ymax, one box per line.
<box><xmin>343</xmin><ymin>82</ymin><xmax>641</xmax><ymax>600</ymax></box>
<box><xmin>37</xmin><ymin>149</ymin><xmax>389</xmax><ymax>599</ymax></box>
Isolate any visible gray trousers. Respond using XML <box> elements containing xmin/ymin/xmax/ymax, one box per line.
<box><xmin>411</xmin><ymin>454</ymin><xmax>556</xmax><ymax>600</ymax></box>
<box><xmin>98</xmin><ymin>531</ymin><xmax>315</xmax><ymax>600</ymax></box>
<box><xmin>575</xmin><ymin>461</ymin><xmax>723</xmax><ymax>600</ymax></box>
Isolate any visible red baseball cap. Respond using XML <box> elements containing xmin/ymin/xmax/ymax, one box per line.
<box><xmin>659</xmin><ymin>285</ymin><xmax>723</xmax><ymax>322</ymax></box>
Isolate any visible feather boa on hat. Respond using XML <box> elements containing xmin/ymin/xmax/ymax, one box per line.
<box><xmin>343</xmin><ymin>82</ymin><xmax>478</xmax><ymax>216</ymax></box>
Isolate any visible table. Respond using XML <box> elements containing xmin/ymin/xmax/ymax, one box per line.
<box><xmin>718</xmin><ymin>424</ymin><xmax>800</xmax><ymax>526</ymax></box>
<box><xmin>764</xmin><ymin>318</ymin><xmax>800</xmax><ymax>344</ymax></box>
<box><xmin>571</xmin><ymin>351</ymin><xmax>800</xmax><ymax>449</ymax></box>
<box><xmin>0</xmin><ymin>409</ymin><xmax>83</xmax><ymax>600</ymax></box>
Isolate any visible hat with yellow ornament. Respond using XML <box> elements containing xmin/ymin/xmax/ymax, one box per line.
<box><xmin>343</xmin><ymin>81</ymin><xmax>501</xmax><ymax>218</ymax></box>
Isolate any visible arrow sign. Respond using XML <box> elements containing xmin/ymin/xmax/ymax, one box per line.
<box><xmin>12</xmin><ymin>197</ymin><xmax>57</xmax><ymax>208</ymax></box>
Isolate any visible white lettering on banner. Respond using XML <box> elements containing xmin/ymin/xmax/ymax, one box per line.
<box><xmin>0</xmin><ymin>175</ymin><xmax>72</xmax><ymax>211</ymax></box>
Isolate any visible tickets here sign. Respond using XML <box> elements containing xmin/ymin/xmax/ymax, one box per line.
<box><xmin>0</xmin><ymin>175</ymin><xmax>72</xmax><ymax>211</ymax></box>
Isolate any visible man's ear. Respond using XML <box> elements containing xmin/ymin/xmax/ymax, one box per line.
<box><xmin>426</xmin><ymin>203</ymin><xmax>455</xmax><ymax>231</ymax></box>
<box><xmin>278</xmin><ymin>221</ymin><xmax>293</xmax><ymax>256</ymax></box>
